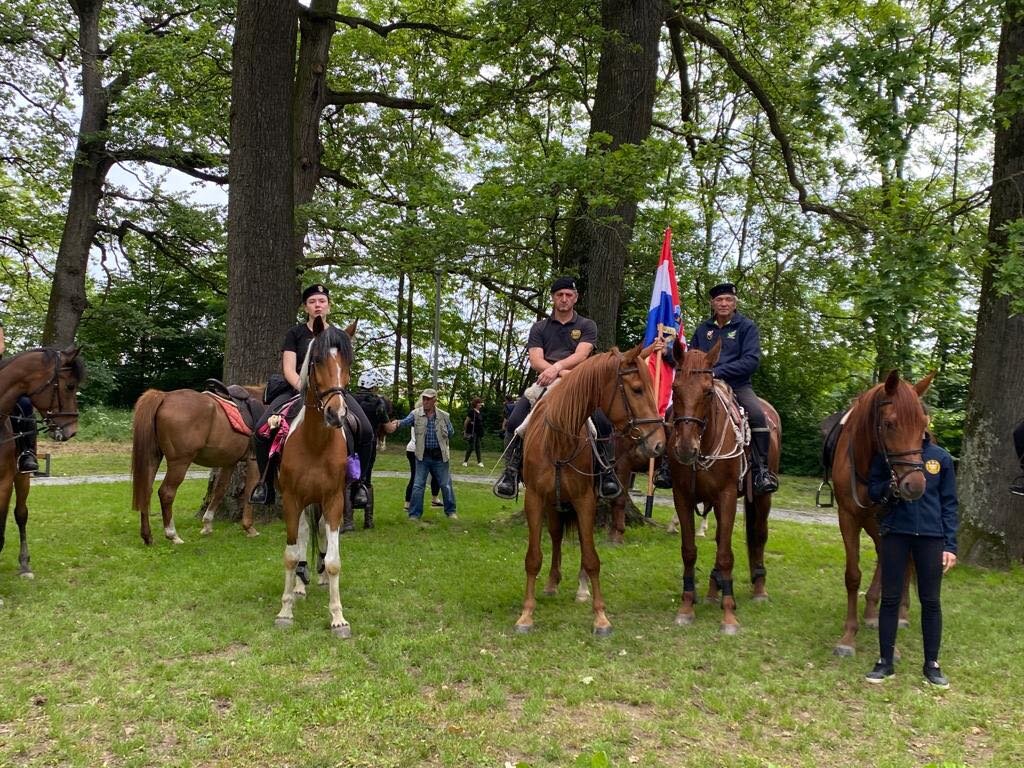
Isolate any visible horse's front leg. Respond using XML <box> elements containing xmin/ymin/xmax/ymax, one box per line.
<box><xmin>200</xmin><ymin>466</ymin><xmax>234</xmax><ymax>536</ymax></box>
<box><xmin>746</xmin><ymin>496</ymin><xmax>770</xmax><ymax>602</ymax></box>
<box><xmin>14</xmin><ymin>474</ymin><xmax>32</xmax><ymax>578</ymax></box>
<box><xmin>322</xmin><ymin>494</ymin><xmax>350</xmax><ymax>638</ymax></box>
<box><xmin>275</xmin><ymin>495</ymin><xmax>304</xmax><ymax>628</ymax></box>
<box><xmin>834</xmin><ymin>510</ymin><xmax>863</xmax><ymax>656</ymax></box>
<box><xmin>673</xmin><ymin>487</ymin><xmax>699</xmax><ymax>626</ymax></box>
<box><xmin>241</xmin><ymin>457</ymin><xmax>260</xmax><ymax>537</ymax></box>
<box><xmin>515</xmin><ymin>492</ymin><xmax>544</xmax><ymax>633</ymax></box>
<box><xmin>712</xmin><ymin>491</ymin><xmax>740</xmax><ymax>635</ymax></box>
<box><xmin>577</xmin><ymin>492</ymin><xmax>611</xmax><ymax>636</ymax></box>
<box><xmin>544</xmin><ymin>507</ymin><xmax>564</xmax><ymax>596</ymax></box>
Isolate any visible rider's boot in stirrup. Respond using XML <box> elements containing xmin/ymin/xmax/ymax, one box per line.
<box><xmin>493</xmin><ymin>436</ymin><xmax>523</xmax><ymax>499</ymax></box>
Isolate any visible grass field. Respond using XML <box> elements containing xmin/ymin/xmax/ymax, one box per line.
<box><xmin>2</xmin><ymin>441</ymin><xmax>1023</xmax><ymax>767</ymax></box>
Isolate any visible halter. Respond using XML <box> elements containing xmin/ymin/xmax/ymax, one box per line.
<box><xmin>610</xmin><ymin>364</ymin><xmax>665</xmax><ymax>444</ymax></box>
<box><xmin>874</xmin><ymin>396</ymin><xmax>926</xmax><ymax>488</ymax></box>
<box><xmin>671</xmin><ymin>368</ymin><xmax>747</xmax><ymax>472</ymax></box>
<box><xmin>17</xmin><ymin>350</ymin><xmax>80</xmax><ymax>441</ymax></box>
<box><xmin>671</xmin><ymin>368</ymin><xmax>715</xmax><ymax>437</ymax></box>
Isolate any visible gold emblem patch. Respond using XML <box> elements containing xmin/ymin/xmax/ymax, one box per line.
<box><xmin>925</xmin><ymin>459</ymin><xmax>941</xmax><ymax>475</ymax></box>
<box><xmin>570</xmin><ymin>329</ymin><xmax>582</xmax><ymax>340</ymax></box>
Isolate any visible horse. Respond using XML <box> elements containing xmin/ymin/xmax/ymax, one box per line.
<box><xmin>665</xmin><ymin>339</ymin><xmax>781</xmax><ymax>634</ymax></box>
<box><xmin>513</xmin><ymin>345</ymin><xmax>665</xmax><ymax>636</ymax></box>
<box><xmin>131</xmin><ymin>385</ymin><xmax>264</xmax><ymax>545</ymax></box>
<box><xmin>828</xmin><ymin>369</ymin><xmax>933</xmax><ymax>656</ymax></box>
<box><xmin>0</xmin><ymin>347</ymin><xmax>84</xmax><ymax>578</ymax></box>
<box><xmin>274</xmin><ymin>317</ymin><xmax>356</xmax><ymax>637</ymax></box>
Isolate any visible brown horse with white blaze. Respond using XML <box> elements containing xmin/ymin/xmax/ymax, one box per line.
<box><xmin>666</xmin><ymin>339</ymin><xmax>780</xmax><ymax>634</ymax></box>
<box><xmin>131</xmin><ymin>385</ymin><xmax>264</xmax><ymax>545</ymax></box>
<box><xmin>274</xmin><ymin>317</ymin><xmax>356</xmax><ymax>637</ymax></box>
<box><xmin>0</xmin><ymin>347</ymin><xmax>84</xmax><ymax>578</ymax></box>
<box><xmin>514</xmin><ymin>345</ymin><xmax>665</xmax><ymax>636</ymax></box>
<box><xmin>830</xmin><ymin>369</ymin><xmax>933</xmax><ymax>656</ymax></box>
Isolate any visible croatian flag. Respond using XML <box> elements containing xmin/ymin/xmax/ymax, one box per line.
<box><xmin>643</xmin><ymin>228</ymin><xmax>683</xmax><ymax>414</ymax></box>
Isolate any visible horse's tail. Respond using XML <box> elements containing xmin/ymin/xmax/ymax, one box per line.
<box><xmin>131</xmin><ymin>389</ymin><xmax>167</xmax><ymax>524</ymax></box>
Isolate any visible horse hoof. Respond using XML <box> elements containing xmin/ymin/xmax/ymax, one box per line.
<box><xmin>721</xmin><ymin>623</ymin><xmax>740</xmax><ymax>636</ymax></box>
<box><xmin>514</xmin><ymin>623</ymin><xmax>533</xmax><ymax>634</ymax></box>
<box><xmin>864</xmin><ymin>618</ymin><xmax>879</xmax><ymax>629</ymax></box>
<box><xmin>171</xmin><ymin>537</ymin><xmax>185</xmax><ymax>545</ymax></box>
<box><xmin>593</xmin><ymin>625</ymin><xmax>613</xmax><ymax>638</ymax></box>
<box><xmin>897</xmin><ymin>619</ymin><xmax>910</xmax><ymax>629</ymax></box>
<box><xmin>703</xmin><ymin>596</ymin><xmax>719</xmax><ymax>606</ymax></box>
<box><xmin>575</xmin><ymin>592</ymin><xmax>591</xmax><ymax>603</ymax></box>
<box><xmin>332</xmin><ymin>624</ymin><xmax>352</xmax><ymax>639</ymax></box>
<box><xmin>274</xmin><ymin>617</ymin><xmax>293</xmax><ymax>629</ymax></box>
<box><xmin>292</xmin><ymin>589</ymin><xmax>306</xmax><ymax>600</ymax></box>
<box><xmin>246</xmin><ymin>528</ymin><xmax>260</xmax><ymax>538</ymax></box>
<box><xmin>19</xmin><ymin>571</ymin><xmax>34</xmax><ymax>580</ymax></box>
<box><xmin>833</xmin><ymin>645</ymin><xmax>855</xmax><ymax>657</ymax></box>
<box><xmin>675</xmin><ymin>614</ymin><xmax>695</xmax><ymax>627</ymax></box>
<box><xmin>751</xmin><ymin>594</ymin><xmax>770</xmax><ymax>603</ymax></box>
<box><xmin>543</xmin><ymin>587</ymin><xmax>558</xmax><ymax>596</ymax></box>
<box><xmin>201</xmin><ymin>526</ymin><xmax>213</xmax><ymax>536</ymax></box>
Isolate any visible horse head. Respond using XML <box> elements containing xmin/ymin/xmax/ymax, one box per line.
<box><xmin>15</xmin><ymin>346</ymin><xmax>85</xmax><ymax>441</ymax></box>
<box><xmin>305</xmin><ymin>316</ymin><xmax>353</xmax><ymax>429</ymax></box>
<box><xmin>669</xmin><ymin>338</ymin><xmax>720</xmax><ymax>465</ymax></box>
<box><xmin>607</xmin><ymin>345</ymin><xmax>665</xmax><ymax>459</ymax></box>
<box><xmin>871</xmin><ymin>369</ymin><xmax>934</xmax><ymax>501</ymax></box>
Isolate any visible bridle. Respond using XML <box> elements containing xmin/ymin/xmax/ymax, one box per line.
<box><xmin>670</xmin><ymin>367</ymin><xmax>714</xmax><ymax>439</ymax></box>
<box><xmin>308</xmin><ymin>356</ymin><xmax>348</xmax><ymax>416</ymax></box>
<box><xmin>874</xmin><ymin>396</ymin><xmax>926</xmax><ymax>488</ymax></box>
<box><xmin>611</xmin><ymin>363</ymin><xmax>665</xmax><ymax>444</ymax></box>
<box><xmin>13</xmin><ymin>351</ymin><xmax>80</xmax><ymax>441</ymax></box>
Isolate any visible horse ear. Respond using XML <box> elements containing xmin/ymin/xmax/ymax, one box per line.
<box><xmin>883</xmin><ymin>369</ymin><xmax>900</xmax><ymax>395</ymax></box>
<box><xmin>705</xmin><ymin>338</ymin><xmax>722</xmax><ymax>368</ymax></box>
<box><xmin>312</xmin><ymin>316</ymin><xmax>326</xmax><ymax>335</ymax></box>
<box><xmin>672</xmin><ymin>337</ymin><xmax>686</xmax><ymax>366</ymax></box>
<box><xmin>914</xmin><ymin>370</ymin><xmax>936</xmax><ymax>397</ymax></box>
<box><xmin>345</xmin><ymin>320</ymin><xmax>357</xmax><ymax>338</ymax></box>
<box><xmin>62</xmin><ymin>346</ymin><xmax>82</xmax><ymax>361</ymax></box>
<box><xmin>623</xmin><ymin>344</ymin><xmax>642</xmax><ymax>363</ymax></box>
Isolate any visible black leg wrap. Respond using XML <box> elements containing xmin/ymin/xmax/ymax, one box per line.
<box><xmin>711</xmin><ymin>569</ymin><xmax>725</xmax><ymax>593</ymax></box>
<box><xmin>720</xmin><ymin>579</ymin><xmax>734</xmax><ymax>598</ymax></box>
<box><xmin>316</xmin><ymin>551</ymin><xmax>326</xmax><ymax>575</ymax></box>
<box><xmin>751</xmin><ymin>566</ymin><xmax>767</xmax><ymax>585</ymax></box>
<box><xmin>683</xmin><ymin>576</ymin><xmax>696</xmax><ymax>593</ymax></box>
<box><xmin>296</xmin><ymin>561</ymin><xmax>310</xmax><ymax>586</ymax></box>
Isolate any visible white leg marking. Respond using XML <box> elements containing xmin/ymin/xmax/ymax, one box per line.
<box><xmin>324</xmin><ymin>525</ymin><xmax>349</xmax><ymax>636</ymax></box>
<box><xmin>164</xmin><ymin>523</ymin><xmax>184</xmax><ymax>545</ymax></box>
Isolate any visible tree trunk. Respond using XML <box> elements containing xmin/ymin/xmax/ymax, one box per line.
<box><xmin>560</xmin><ymin>0</ymin><xmax>662</xmax><ymax>350</ymax></box>
<box><xmin>958</xmin><ymin>0</ymin><xmax>1024</xmax><ymax>566</ymax></box>
<box><xmin>42</xmin><ymin>0</ymin><xmax>112</xmax><ymax>347</ymax></box>
<box><xmin>224</xmin><ymin>0</ymin><xmax>299</xmax><ymax>386</ymax></box>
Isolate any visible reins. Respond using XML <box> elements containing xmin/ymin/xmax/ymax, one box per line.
<box><xmin>672</xmin><ymin>369</ymin><xmax>747</xmax><ymax>472</ymax></box>
<box><xmin>0</xmin><ymin>350</ymin><xmax>80</xmax><ymax>442</ymax></box>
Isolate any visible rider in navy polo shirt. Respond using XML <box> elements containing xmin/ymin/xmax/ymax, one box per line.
<box><xmin>688</xmin><ymin>282</ymin><xmax>778</xmax><ymax>494</ymax></box>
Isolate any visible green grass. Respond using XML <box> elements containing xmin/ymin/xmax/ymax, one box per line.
<box><xmin>2</xmin><ymin>471</ymin><xmax>1022</xmax><ymax>767</ymax></box>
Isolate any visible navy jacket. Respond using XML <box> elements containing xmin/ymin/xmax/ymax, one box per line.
<box><xmin>868</xmin><ymin>437</ymin><xmax>959</xmax><ymax>554</ymax></box>
<box><xmin>689</xmin><ymin>312</ymin><xmax>761</xmax><ymax>389</ymax></box>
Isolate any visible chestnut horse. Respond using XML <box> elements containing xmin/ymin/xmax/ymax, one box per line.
<box><xmin>666</xmin><ymin>340</ymin><xmax>780</xmax><ymax>634</ymax></box>
<box><xmin>131</xmin><ymin>385</ymin><xmax>264</xmax><ymax>545</ymax></box>
<box><xmin>275</xmin><ymin>317</ymin><xmax>356</xmax><ymax>637</ymax></box>
<box><xmin>514</xmin><ymin>346</ymin><xmax>665</xmax><ymax>636</ymax></box>
<box><xmin>830</xmin><ymin>369</ymin><xmax>933</xmax><ymax>656</ymax></box>
<box><xmin>0</xmin><ymin>347</ymin><xmax>84</xmax><ymax>578</ymax></box>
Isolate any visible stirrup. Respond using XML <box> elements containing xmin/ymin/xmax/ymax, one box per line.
<box><xmin>18</xmin><ymin>451</ymin><xmax>39</xmax><ymax>474</ymax></box>
<box><xmin>493</xmin><ymin>470</ymin><xmax>519</xmax><ymax>500</ymax></box>
<box><xmin>597</xmin><ymin>471</ymin><xmax>622</xmax><ymax>499</ymax></box>
<box><xmin>250</xmin><ymin>482</ymin><xmax>271</xmax><ymax>505</ymax></box>
<box><xmin>754</xmin><ymin>469</ymin><xmax>779</xmax><ymax>495</ymax></box>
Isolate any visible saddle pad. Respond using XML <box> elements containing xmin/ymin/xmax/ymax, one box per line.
<box><xmin>204</xmin><ymin>392</ymin><xmax>252</xmax><ymax>436</ymax></box>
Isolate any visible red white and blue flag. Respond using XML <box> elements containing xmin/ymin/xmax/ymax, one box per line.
<box><xmin>643</xmin><ymin>228</ymin><xmax>683</xmax><ymax>415</ymax></box>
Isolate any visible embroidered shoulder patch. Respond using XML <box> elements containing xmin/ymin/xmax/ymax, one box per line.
<box><xmin>570</xmin><ymin>329</ymin><xmax>582</xmax><ymax>340</ymax></box>
<box><xmin>925</xmin><ymin>459</ymin><xmax>941</xmax><ymax>475</ymax></box>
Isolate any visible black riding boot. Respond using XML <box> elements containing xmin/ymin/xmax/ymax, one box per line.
<box><xmin>654</xmin><ymin>458</ymin><xmax>673</xmax><ymax>489</ymax></box>
<box><xmin>750</xmin><ymin>428</ymin><xmax>779</xmax><ymax>495</ymax></box>
<box><xmin>342</xmin><ymin>498</ymin><xmax>356</xmax><ymax>533</ymax></box>
<box><xmin>363</xmin><ymin>485</ymin><xmax>375</xmax><ymax>529</ymax></box>
<box><xmin>250</xmin><ymin>436</ymin><xmax>277</xmax><ymax>505</ymax></box>
<box><xmin>349</xmin><ymin>481</ymin><xmax>368</xmax><ymax>509</ymax></box>
<box><xmin>596</xmin><ymin>440</ymin><xmax>622</xmax><ymax>499</ymax></box>
<box><xmin>493</xmin><ymin>435</ymin><xmax>523</xmax><ymax>499</ymax></box>
<box><xmin>15</xmin><ymin>430</ymin><xmax>38</xmax><ymax>474</ymax></box>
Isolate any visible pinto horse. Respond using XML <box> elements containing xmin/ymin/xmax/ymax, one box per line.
<box><xmin>275</xmin><ymin>317</ymin><xmax>356</xmax><ymax>637</ymax></box>
<box><xmin>666</xmin><ymin>340</ymin><xmax>780</xmax><ymax>634</ymax></box>
<box><xmin>131</xmin><ymin>385</ymin><xmax>264</xmax><ymax>545</ymax></box>
<box><xmin>0</xmin><ymin>347</ymin><xmax>84</xmax><ymax>578</ymax></box>
<box><xmin>514</xmin><ymin>345</ymin><xmax>665</xmax><ymax>636</ymax></box>
<box><xmin>830</xmin><ymin>369</ymin><xmax>933</xmax><ymax>656</ymax></box>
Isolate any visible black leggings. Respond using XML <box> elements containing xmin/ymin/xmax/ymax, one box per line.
<box><xmin>878</xmin><ymin>533</ymin><xmax>945</xmax><ymax>665</ymax></box>
<box><xmin>464</xmin><ymin>435</ymin><xmax>482</xmax><ymax>464</ymax></box>
<box><xmin>406</xmin><ymin>450</ymin><xmax>439</xmax><ymax>502</ymax></box>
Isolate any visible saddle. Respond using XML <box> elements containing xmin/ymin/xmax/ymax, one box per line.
<box><xmin>819</xmin><ymin>410</ymin><xmax>845</xmax><ymax>476</ymax></box>
<box><xmin>203</xmin><ymin>379</ymin><xmax>266</xmax><ymax>433</ymax></box>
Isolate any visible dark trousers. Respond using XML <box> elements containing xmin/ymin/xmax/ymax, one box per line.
<box><xmin>406</xmin><ymin>450</ymin><xmax>440</xmax><ymax>501</ymax></box>
<box><xmin>464</xmin><ymin>434</ymin><xmax>482</xmax><ymax>464</ymax></box>
<box><xmin>733</xmin><ymin>385</ymin><xmax>770</xmax><ymax>462</ymax></box>
<box><xmin>12</xmin><ymin>395</ymin><xmax>36</xmax><ymax>451</ymax></box>
<box><xmin>878</xmin><ymin>533</ymin><xmax>945</xmax><ymax>665</ymax></box>
<box><xmin>1014</xmin><ymin>419</ymin><xmax>1024</xmax><ymax>468</ymax></box>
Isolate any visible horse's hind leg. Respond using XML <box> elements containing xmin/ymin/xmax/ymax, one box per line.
<box><xmin>157</xmin><ymin>460</ymin><xmax>190</xmax><ymax>544</ymax></box>
<box><xmin>577</xmin><ymin>496</ymin><xmax>611</xmax><ymax>636</ymax></box>
<box><xmin>13</xmin><ymin>475</ymin><xmax>32</xmax><ymax>578</ymax></box>
<box><xmin>200</xmin><ymin>467</ymin><xmax>234</xmax><ymax>536</ymax></box>
<box><xmin>241</xmin><ymin>457</ymin><xmax>260</xmax><ymax>537</ymax></box>
<box><xmin>543</xmin><ymin>510</ymin><xmax>564</xmax><ymax>596</ymax></box>
<box><xmin>746</xmin><ymin>497</ymin><xmax>770</xmax><ymax>602</ymax></box>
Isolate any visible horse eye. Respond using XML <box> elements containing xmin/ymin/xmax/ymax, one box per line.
<box><xmin>703</xmin><ymin>389</ymin><xmax>713</xmax><ymax>398</ymax></box>
<box><xmin>632</xmin><ymin>385</ymin><xmax>643</xmax><ymax>395</ymax></box>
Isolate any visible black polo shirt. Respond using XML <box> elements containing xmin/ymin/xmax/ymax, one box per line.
<box><xmin>527</xmin><ymin>312</ymin><xmax>598</xmax><ymax>364</ymax></box>
<box><xmin>281</xmin><ymin>323</ymin><xmax>316</xmax><ymax>375</ymax></box>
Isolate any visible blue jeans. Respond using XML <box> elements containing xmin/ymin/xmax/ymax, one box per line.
<box><xmin>409</xmin><ymin>454</ymin><xmax>456</xmax><ymax>518</ymax></box>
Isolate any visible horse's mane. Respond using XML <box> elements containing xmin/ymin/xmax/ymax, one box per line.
<box><xmin>536</xmin><ymin>349</ymin><xmax>622</xmax><ymax>459</ymax></box>
<box><xmin>298</xmin><ymin>325</ymin><xmax>353</xmax><ymax>388</ymax></box>
<box><xmin>844</xmin><ymin>378</ymin><xmax>924</xmax><ymax>474</ymax></box>
<box><xmin>0</xmin><ymin>347</ymin><xmax>85</xmax><ymax>380</ymax></box>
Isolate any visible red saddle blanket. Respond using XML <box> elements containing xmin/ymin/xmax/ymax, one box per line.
<box><xmin>205</xmin><ymin>392</ymin><xmax>252</xmax><ymax>436</ymax></box>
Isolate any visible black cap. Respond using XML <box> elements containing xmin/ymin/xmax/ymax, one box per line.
<box><xmin>302</xmin><ymin>283</ymin><xmax>330</xmax><ymax>302</ymax></box>
<box><xmin>550</xmin><ymin>276</ymin><xmax>578</xmax><ymax>293</ymax></box>
<box><xmin>708</xmin><ymin>282</ymin><xmax>736</xmax><ymax>299</ymax></box>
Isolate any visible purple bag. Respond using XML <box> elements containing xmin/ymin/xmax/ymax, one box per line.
<box><xmin>346</xmin><ymin>453</ymin><xmax>362</xmax><ymax>481</ymax></box>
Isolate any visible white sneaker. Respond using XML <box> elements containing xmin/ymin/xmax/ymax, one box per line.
<box><xmin>461</xmin><ymin>461</ymin><xmax>468</xmax><ymax>467</ymax></box>
<box><xmin>477</xmin><ymin>462</ymin><xmax>484</xmax><ymax>468</ymax></box>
